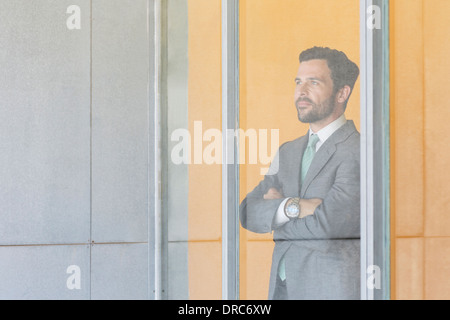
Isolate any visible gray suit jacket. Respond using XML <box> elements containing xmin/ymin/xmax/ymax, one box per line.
<box><xmin>240</xmin><ymin>120</ymin><xmax>360</xmax><ymax>300</ymax></box>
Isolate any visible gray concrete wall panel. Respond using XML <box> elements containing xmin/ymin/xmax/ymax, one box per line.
<box><xmin>90</xmin><ymin>243</ymin><xmax>148</xmax><ymax>299</ymax></box>
<box><xmin>0</xmin><ymin>245</ymin><xmax>90</xmax><ymax>299</ymax></box>
<box><xmin>0</xmin><ymin>0</ymin><xmax>155</xmax><ymax>299</ymax></box>
<box><xmin>91</xmin><ymin>0</ymin><xmax>149</xmax><ymax>243</ymax></box>
<box><xmin>0</xmin><ymin>0</ymin><xmax>91</xmax><ymax>245</ymax></box>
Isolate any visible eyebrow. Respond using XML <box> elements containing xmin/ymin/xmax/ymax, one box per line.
<box><xmin>294</xmin><ymin>77</ymin><xmax>324</xmax><ymax>82</ymax></box>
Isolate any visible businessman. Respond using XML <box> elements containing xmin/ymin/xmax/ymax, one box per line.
<box><xmin>240</xmin><ymin>47</ymin><xmax>360</xmax><ymax>300</ymax></box>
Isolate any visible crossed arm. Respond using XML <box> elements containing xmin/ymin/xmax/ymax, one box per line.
<box><xmin>239</xmin><ymin>169</ymin><xmax>324</xmax><ymax>234</ymax></box>
<box><xmin>239</xmin><ymin>157</ymin><xmax>360</xmax><ymax>239</ymax></box>
<box><xmin>263</xmin><ymin>187</ymin><xmax>322</xmax><ymax>219</ymax></box>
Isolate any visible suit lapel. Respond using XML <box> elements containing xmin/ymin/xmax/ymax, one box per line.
<box><xmin>281</xmin><ymin>135</ymin><xmax>307</xmax><ymax>198</ymax></box>
<box><xmin>300</xmin><ymin>120</ymin><xmax>356</xmax><ymax>197</ymax></box>
<box><xmin>300</xmin><ymin>141</ymin><xmax>336</xmax><ymax>197</ymax></box>
<box><xmin>295</xmin><ymin>137</ymin><xmax>308</xmax><ymax>196</ymax></box>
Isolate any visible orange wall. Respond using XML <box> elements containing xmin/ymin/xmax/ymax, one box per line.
<box><xmin>239</xmin><ymin>0</ymin><xmax>360</xmax><ymax>299</ymax></box>
<box><xmin>184</xmin><ymin>0</ymin><xmax>450</xmax><ymax>300</ymax></box>
<box><xmin>188</xmin><ymin>0</ymin><xmax>222</xmax><ymax>300</ymax></box>
<box><xmin>391</xmin><ymin>0</ymin><xmax>450</xmax><ymax>300</ymax></box>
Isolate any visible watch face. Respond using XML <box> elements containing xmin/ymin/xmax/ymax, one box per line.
<box><xmin>286</xmin><ymin>203</ymin><xmax>299</xmax><ymax>218</ymax></box>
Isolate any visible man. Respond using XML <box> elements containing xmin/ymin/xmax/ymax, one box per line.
<box><xmin>239</xmin><ymin>47</ymin><xmax>360</xmax><ymax>300</ymax></box>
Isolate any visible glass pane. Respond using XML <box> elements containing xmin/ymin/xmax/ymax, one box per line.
<box><xmin>239</xmin><ymin>0</ymin><xmax>361</xmax><ymax>300</ymax></box>
<box><xmin>164</xmin><ymin>0</ymin><xmax>223</xmax><ymax>299</ymax></box>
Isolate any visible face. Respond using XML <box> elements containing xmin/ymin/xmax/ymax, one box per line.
<box><xmin>294</xmin><ymin>59</ymin><xmax>341</xmax><ymax>128</ymax></box>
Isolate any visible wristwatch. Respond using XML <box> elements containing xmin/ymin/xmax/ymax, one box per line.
<box><xmin>284</xmin><ymin>197</ymin><xmax>301</xmax><ymax>219</ymax></box>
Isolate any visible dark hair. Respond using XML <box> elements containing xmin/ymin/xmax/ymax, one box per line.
<box><xmin>299</xmin><ymin>47</ymin><xmax>359</xmax><ymax>107</ymax></box>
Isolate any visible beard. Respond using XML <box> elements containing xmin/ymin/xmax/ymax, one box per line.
<box><xmin>296</xmin><ymin>94</ymin><xmax>337</xmax><ymax>124</ymax></box>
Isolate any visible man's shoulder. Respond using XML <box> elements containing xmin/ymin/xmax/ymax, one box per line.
<box><xmin>278</xmin><ymin>134</ymin><xmax>307</xmax><ymax>153</ymax></box>
<box><xmin>277</xmin><ymin>120</ymin><xmax>360</xmax><ymax>153</ymax></box>
<box><xmin>335</xmin><ymin>123</ymin><xmax>360</xmax><ymax>158</ymax></box>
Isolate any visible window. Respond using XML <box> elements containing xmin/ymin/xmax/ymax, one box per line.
<box><xmin>152</xmin><ymin>0</ymin><xmax>390</xmax><ymax>300</ymax></box>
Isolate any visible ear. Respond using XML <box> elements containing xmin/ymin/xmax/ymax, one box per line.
<box><xmin>336</xmin><ymin>85</ymin><xmax>352</xmax><ymax>104</ymax></box>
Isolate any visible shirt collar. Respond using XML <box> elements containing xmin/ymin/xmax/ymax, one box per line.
<box><xmin>309</xmin><ymin>114</ymin><xmax>347</xmax><ymax>148</ymax></box>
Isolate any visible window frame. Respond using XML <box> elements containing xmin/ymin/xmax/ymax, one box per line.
<box><xmin>360</xmin><ymin>0</ymin><xmax>391</xmax><ymax>300</ymax></box>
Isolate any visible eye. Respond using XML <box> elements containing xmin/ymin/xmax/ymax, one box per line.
<box><xmin>311</xmin><ymin>80</ymin><xmax>318</xmax><ymax>86</ymax></box>
<box><xmin>295</xmin><ymin>79</ymin><xmax>302</xmax><ymax>85</ymax></box>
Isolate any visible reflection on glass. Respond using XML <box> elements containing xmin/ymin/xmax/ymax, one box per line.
<box><xmin>165</xmin><ymin>0</ymin><xmax>361</xmax><ymax>300</ymax></box>
<box><xmin>165</xmin><ymin>0</ymin><xmax>223</xmax><ymax>299</ymax></box>
<box><xmin>239</xmin><ymin>0</ymin><xmax>361</xmax><ymax>300</ymax></box>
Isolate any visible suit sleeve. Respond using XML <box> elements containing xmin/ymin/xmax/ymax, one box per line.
<box><xmin>239</xmin><ymin>150</ymin><xmax>285</xmax><ymax>234</ymax></box>
<box><xmin>274</xmin><ymin>156</ymin><xmax>360</xmax><ymax>240</ymax></box>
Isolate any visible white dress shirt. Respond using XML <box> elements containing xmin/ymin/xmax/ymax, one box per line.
<box><xmin>273</xmin><ymin>114</ymin><xmax>347</xmax><ymax>227</ymax></box>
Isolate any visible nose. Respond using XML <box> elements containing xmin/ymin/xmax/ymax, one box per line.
<box><xmin>295</xmin><ymin>82</ymin><xmax>308</xmax><ymax>99</ymax></box>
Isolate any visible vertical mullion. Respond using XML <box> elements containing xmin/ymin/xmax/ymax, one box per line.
<box><xmin>360</xmin><ymin>0</ymin><xmax>390</xmax><ymax>300</ymax></box>
<box><xmin>89</xmin><ymin>0</ymin><xmax>93</xmax><ymax>301</ymax></box>
<box><xmin>222</xmin><ymin>0</ymin><xmax>240</xmax><ymax>301</ymax></box>
<box><xmin>148</xmin><ymin>0</ymin><xmax>158</xmax><ymax>300</ymax></box>
<box><xmin>381</xmin><ymin>0</ymin><xmax>391</xmax><ymax>299</ymax></box>
<box><xmin>152</xmin><ymin>0</ymin><xmax>165</xmax><ymax>300</ymax></box>
<box><xmin>374</xmin><ymin>0</ymin><xmax>390</xmax><ymax>300</ymax></box>
<box><xmin>360</xmin><ymin>0</ymin><xmax>374</xmax><ymax>301</ymax></box>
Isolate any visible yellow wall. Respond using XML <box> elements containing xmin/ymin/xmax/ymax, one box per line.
<box><xmin>391</xmin><ymin>0</ymin><xmax>450</xmax><ymax>300</ymax></box>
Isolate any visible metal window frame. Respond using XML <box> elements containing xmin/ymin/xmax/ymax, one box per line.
<box><xmin>360</xmin><ymin>0</ymin><xmax>390</xmax><ymax>300</ymax></box>
<box><xmin>151</xmin><ymin>0</ymin><xmax>168</xmax><ymax>300</ymax></box>
<box><xmin>221</xmin><ymin>0</ymin><xmax>240</xmax><ymax>301</ymax></box>
<box><xmin>150</xmin><ymin>0</ymin><xmax>161</xmax><ymax>300</ymax></box>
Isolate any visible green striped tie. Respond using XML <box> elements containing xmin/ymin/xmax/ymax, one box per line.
<box><xmin>278</xmin><ymin>134</ymin><xmax>320</xmax><ymax>281</ymax></box>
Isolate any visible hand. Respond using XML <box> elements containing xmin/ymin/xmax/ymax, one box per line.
<box><xmin>263</xmin><ymin>188</ymin><xmax>284</xmax><ymax>200</ymax></box>
<box><xmin>299</xmin><ymin>198</ymin><xmax>322</xmax><ymax>218</ymax></box>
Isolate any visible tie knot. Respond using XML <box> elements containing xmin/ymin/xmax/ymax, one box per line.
<box><xmin>308</xmin><ymin>134</ymin><xmax>320</xmax><ymax>148</ymax></box>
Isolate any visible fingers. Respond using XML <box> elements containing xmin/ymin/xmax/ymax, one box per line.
<box><xmin>310</xmin><ymin>198</ymin><xmax>323</xmax><ymax>205</ymax></box>
<box><xmin>299</xmin><ymin>198</ymin><xmax>323</xmax><ymax>218</ymax></box>
<box><xmin>263</xmin><ymin>188</ymin><xmax>284</xmax><ymax>200</ymax></box>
